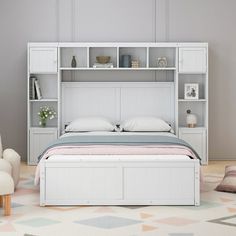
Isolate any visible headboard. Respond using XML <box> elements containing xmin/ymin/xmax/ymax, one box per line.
<box><xmin>61</xmin><ymin>82</ymin><xmax>175</xmax><ymax>131</ymax></box>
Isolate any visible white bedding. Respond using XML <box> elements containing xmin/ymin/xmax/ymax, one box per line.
<box><xmin>47</xmin><ymin>154</ymin><xmax>190</xmax><ymax>161</ymax></box>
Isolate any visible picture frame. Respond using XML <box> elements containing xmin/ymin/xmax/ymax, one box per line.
<box><xmin>184</xmin><ymin>83</ymin><xmax>199</xmax><ymax>100</ymax></box>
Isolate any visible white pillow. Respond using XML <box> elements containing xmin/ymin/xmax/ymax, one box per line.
<box><xmin>65</xmin><ymin>117</ymin><xmax>115</xmax><ymax>132</ymax></box>
<box><xmin>120</xmin><ymin>117</ymin><xmax>171</xmax><ymax>132</ymax></box>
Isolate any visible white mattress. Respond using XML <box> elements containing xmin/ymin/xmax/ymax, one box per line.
<box><xmin>60</xmin><ymin>131</ymin><xmax>176</xmax><ymax>138</ymax></box>
<box><xmin>48</xmin><ymin>154</ymin><xmax>190</xmax><ymax>161</ymax></box>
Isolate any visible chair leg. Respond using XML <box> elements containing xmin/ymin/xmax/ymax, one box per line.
<box><xmin>0</xmin><ymin>196</ymin><xmax>3</xmax><ymax>207</ymax></box>
<box><xmin>4</xmin><ymin>195</ymin><xmax>11</xmax><ymax>216</ymax></box>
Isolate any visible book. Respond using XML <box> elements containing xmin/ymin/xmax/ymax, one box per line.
<box><xmin>34</xmin><ymin>79</ymin><xmax>42</xmax><ymax>100</ymax></box>
<box><xmin>29</xmin><ymin>77</ymin><xmax>36</xmax><ymax>99</ymax></box>
<box><xmin>93</xmin><ymin>63</ymin><xmax>114</xmax><ymax>68</ymax></box>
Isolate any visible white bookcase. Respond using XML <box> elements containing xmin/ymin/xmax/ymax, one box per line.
<box><xmin>27</xmin><ymin>42</ymin><xmax>208</xmax><ymax>165</ymax></box>
<box><xmin>177</xmin><ymin>46</ymin><xmax>208</xmax><ymax>164</ymax></box>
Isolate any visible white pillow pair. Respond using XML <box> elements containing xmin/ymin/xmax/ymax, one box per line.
<box><xmin>65</xmin><ymin>116</ymin><xmax>171</xmax><ymax>132</ymax></box>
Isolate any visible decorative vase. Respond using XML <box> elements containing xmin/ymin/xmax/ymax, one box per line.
<box><xmin>40</xmin><ymin>118</ymin><xmax>47</xmax><ymax>127</ymax></box>
<box><xmin>121</xmin><ymin>55</ymin><xmax>131</xmax><ymax>67</ymax></box>
<box><xmin>186</xmin><ymin>110</ymin><xmax>197</xmax><ymax>128</ymax></box>
<box><xmin>71</xmin><ymin>56</ymin><xmax>77</xmax><ymax>68</ymax></box>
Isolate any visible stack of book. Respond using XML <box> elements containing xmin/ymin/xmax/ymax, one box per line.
<box><xmin>93</xmin><ymin>63</ymin><xmax>114</xmax><ymax>68</ymax></box>
<box><xmin>131</xmin><ymin>60</ymin><xmax>139</xmax><ymax>68</ymax></box>
<box><xmin>30</xmin><ymin>77</ymin><xmax>42</xmax><ymax>100</ymax></box>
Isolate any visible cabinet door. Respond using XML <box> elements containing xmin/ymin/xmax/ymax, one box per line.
<box><xmin>179</xmin><ymin>129</ymin><xmax>207</xmax><ymax>164</ymax></box>
<box><xmin>29</xmin><ymin>47</ymin><xmax>57</xmax><ymax>73</ymax></box>
<box><xmin>29</xmin><ymin>129</ymin><xmax>57</xmax><ymax>165</ymax></box>
<box><xmin>179</xmin><ymin>48</ymin><xmax>207</xmax><ymax>73</ymax></box>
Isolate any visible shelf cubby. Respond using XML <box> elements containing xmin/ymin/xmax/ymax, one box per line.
<box><xmin>60</xmin><ymin>47</ymin><xmax>87</xmax><ymax>68</ymax></box>
<box><xmin>149</xmin><ymin>47</ymin><xmax>176</xmax><ymax>68</ymax></box>
<box><xmin>30</xmin><ymin>101</ymin><xmax>58</xmax><ymax>128</ymax></box>
<box><xmin>178</xmin><ymin>74</ymin><xmax>206</xmax><ymax>100</ymax></box>
<box><xmin>119</xmin><ymin>47</ymin><xmax>147</xmax><ymax>68</ymax></box>
<box><xmin>89</xmin><ymin>47</ymin><xmax>117</xmax><ymax>68</ymax></box>
<box><xmin>178</xmin><ymin>101</ymin><xmax>206</xmax><ymax>127</ymax></box>
<box><xmin>29</xmin><ymin>74</ymin><xmax>58</xmax><ymax>100</ymax></box>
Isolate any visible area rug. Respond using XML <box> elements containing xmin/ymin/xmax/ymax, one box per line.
<box><xmin>0</xmin><ymin>172</ymin><xmax>236</xmax><ymax>236</ymax></box>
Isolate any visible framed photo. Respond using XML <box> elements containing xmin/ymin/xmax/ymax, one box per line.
<box><xmin>184</xmin><ymin>83</ymin><xmax>199</xmax><ymax>100</ymax></box>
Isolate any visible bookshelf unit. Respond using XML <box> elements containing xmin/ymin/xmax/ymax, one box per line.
<box><xmin>27</xmin><ymin>43</ymin><xmax>60</xmax><ymax>165</ymax></box>
<box><xmin>27</xmin><ymin>42</ymin><xmax>208</xmax><ymax>165</ymax></box>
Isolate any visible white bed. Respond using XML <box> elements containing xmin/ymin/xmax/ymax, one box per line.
<box><xmin>39</xmin><ymin>82</ymin><xmax>200</xmax><ymax>206</ymax></box>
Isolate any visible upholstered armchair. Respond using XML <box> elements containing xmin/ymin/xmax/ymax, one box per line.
<box><xmin>0</xmin><ymin>135</ymin><xmax>21</xmax><ymax>188</ymax></box>
<box><xmin>0</xmin><ymin>135</ymin><xmax>21</xmax><ymax>215</ymax></box>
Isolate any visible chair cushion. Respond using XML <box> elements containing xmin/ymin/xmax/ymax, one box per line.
<box><xmin>0</xmin><ymin>171</ymin><xmax>14</xmax><ymax>195</ymax></box>
<box><xmin>215</xmin><ymin>166</ymin><xmax>236</xmax><ymax>193</ymax></box>
<box><xmin>0</xmin><ymin>159</ymin><xmax>12</xmax><ymax>176</ymax></box>
<box><xmin>3</xmin><ymin>149</ymin><xmax>21</xmax><ymax>187</ymax></box>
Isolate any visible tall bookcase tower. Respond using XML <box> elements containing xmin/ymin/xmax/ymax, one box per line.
<box><xmin>27</xmin><ymin>42</ymin><xmax>208</xmax><ymax>165</ymax></box>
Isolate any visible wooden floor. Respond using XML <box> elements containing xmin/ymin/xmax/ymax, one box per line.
<box><xmin>201</xmin><ymin>160</ymin><xmax>236</xmax><ymax>175</ymax></box>
<box><xmin>21</xmin><ymin>160</ymin><xmax>236</xmax><ymax>175</ymax></box>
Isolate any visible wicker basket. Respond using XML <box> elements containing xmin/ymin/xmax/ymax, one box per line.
<box><xmin>96</xmin><ymin>56</ymin><xmax>111</xmax><ymax>64</ymax></box>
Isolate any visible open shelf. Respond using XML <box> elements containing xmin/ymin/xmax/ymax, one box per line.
<box><xmin>178</xmin><ymin>74</ymin><xmax>206</xmax><ymax>100</ymax></box>
<box><xmin>89</xmin><ymin>47</ymin><xmax>117</xmax><ymax>68</ymax></box>
<box><xmin>30</xmin><ymin>101</ymin><xmax>58</xmax><ymax>128</ymax></box>
<box><xmin>60</xmin><ymin>47</ymin><xmax>87</xmax><ymax>68</ymax></box>
<box><xmin>149</xmin><ymin>47</ymin><xmax>176</xmax><ymax>68</ymax></box>
<box><xmin>29</xmin><ymin>75</ymin><xmax>58</xmax><ymax>100</ymax></box>
<box><xmin>178</xmin><ymin>99</ymin><xmax>207</xmax><ymax>127</ymax></box>
<box><xmin>119</xmin><ymin>47</ymin><xmax>147</xmax><ymax>68</ymax></box>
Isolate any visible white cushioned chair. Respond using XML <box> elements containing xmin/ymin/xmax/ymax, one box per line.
<box><xmin>0</xmin><ymin>135</ymin><xmax>21</xmax><ymax>216</ymax></box>
<box><xmin>0</xmin><ymin>135</ymin><xmax>21</xmax><ymax>188</ymax></box>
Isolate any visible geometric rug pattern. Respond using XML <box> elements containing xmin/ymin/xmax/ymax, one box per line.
<box><xmin>0</xmin><ymin>172</ymin><xmax>236</xmax><ymax>236</ymax></box>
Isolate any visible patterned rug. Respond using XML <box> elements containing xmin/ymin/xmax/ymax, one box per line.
<box><xmin>0</xmin><ymin>172</ymin><xmax>236</xmax><ymax>236</ymax></box>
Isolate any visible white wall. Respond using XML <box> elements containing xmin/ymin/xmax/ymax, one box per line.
<box><xmin>0</xmin><ymin>0</ymin><xmax>235</xmax><ymax>160</ymax></box>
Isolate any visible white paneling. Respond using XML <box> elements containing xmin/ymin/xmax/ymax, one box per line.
<box><xmin>46</xmin><ymin>167</ymin><xmax>122</xmax><ymax>200</ymax></box>
<box><xmin>155</xmin><ymin>0</ymin><xmax>169</xmax><ymax>41</ymax></box>
<box><xmin>179</xmin><ymin>48</ymin><xmax>207</xmax><ymax>73</ymax></box>
<box><xmin>29</xmin><ymin>128</ymin><xmax>57</xmax><ymax>165</ymax></box>
<box><xmin>120</xmin><ymin>83</ymin><xmax>174</xmax><ymax>126</ymax></box>
<box><xmin>41</xmin><ymin>158</ymin><xmax>199</xmax><ymax>205</ymax></box>
<box><xmin>58</xmin><ymin>0</ymin><xmax>73</xmax><ymax>41</ymax></box>
<box><xmin>124</xmin><ymin>167</ymin><xmax>194</xmax><ymax>202</ymax></box>
<box><xmin>179</xmin><ymin>127</ymin><xmax>207</xmax><ymax>164</ymax></box>
<box><xmin>62</xmin><ymin>83</ymin><xmax>120</xmax><ymax>125</ymax></box>
<box><xmin>29</xmin><ymin>47</ymin><xmax>57</xmax><ymax>73</ymax></box>
<box><xmin>61</xmin><ymin>82</ymin><xmax>175</xmax><ymax>129</ymax></box>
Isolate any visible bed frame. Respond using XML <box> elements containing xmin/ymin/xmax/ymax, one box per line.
<box><xmin>40</xmin><ymin>82</ymin><xmax>200</xmax><ymax>206</ymax></box>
